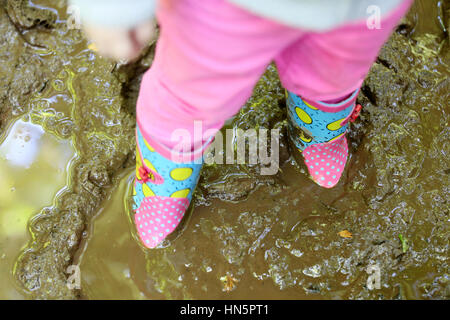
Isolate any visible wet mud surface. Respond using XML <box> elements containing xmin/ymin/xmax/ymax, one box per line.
<box><xmin>0</xmin><ymin>0</ymin><xmax>448</xmax><ymax>299</ymax></box>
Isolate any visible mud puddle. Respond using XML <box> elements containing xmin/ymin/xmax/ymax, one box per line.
<box><xmin>77</xmin><ymin>0</ymin><xmax>449</xmax><ymax>300</ymax></box>
<box><xmin>0</xmin><ymin>118</ymin><xmax>74</xmax><ymax>299</ymax></box>
<box><xmin>74</xmin><ymin>170</ymin><xmax>147</xmax><ymax>300</ymax></box>
<box><xmin>77</xmin><ymin>164</ymin><xmax>322</xmax><ymax>299</ymax></box>
<box><xmin>0</xmin><ymin>0</ymin><xmax>448</xmax><ymax>299</ymax></box>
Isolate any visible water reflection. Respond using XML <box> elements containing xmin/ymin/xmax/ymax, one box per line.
<box><xmin>0</xmin><ymin>119</ymin><xmax>74</xmax><ymax>299</ymax></box>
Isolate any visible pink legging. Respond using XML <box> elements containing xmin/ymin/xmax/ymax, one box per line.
<box><xmin>136</xmin><ymin>0</ymin><xmax>413</xmax><ymax>156</ymax></box>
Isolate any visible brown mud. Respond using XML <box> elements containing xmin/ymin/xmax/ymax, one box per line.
<box><xmin>0</xmin><ymin>0</ymin><xmax>448</xmax><ymax>299</ymax></box>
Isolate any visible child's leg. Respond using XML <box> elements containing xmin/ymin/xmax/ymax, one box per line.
<box><xmin>134</xmin><ymin>0</ymin><xmax>302</xmax><ymax>248</ymax></box>
<box><xmin>137</xmin><ymin>0</ymin><xmax>302</xmax><ymax>154</ymax></box>
<box><xmin>276</xmin><ymin>0</ymin><xmax>413</xmax><ymax>188</ymax></box>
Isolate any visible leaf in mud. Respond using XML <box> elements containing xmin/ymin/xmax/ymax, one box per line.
<box><xmin>88</xmin><ymin>42</ymin><xmax>98</xmax><ymax>52</ymax></box>
<box><xmin>338</xmin><ymin>230</ymin><xmax>353</xmax><ymax>238</ymax></box>
<box><xmin>220</xmin><ymin>274</ymin><xmax>238</xmax><ymax>292</ymax></box>
<box><xmin>399</xmin><ymin>234</ymin><xmax>409</xmax><ymax>253</ymax></box>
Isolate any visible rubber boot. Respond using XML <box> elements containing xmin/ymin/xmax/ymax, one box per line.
<box><xmin>286</xmin><ymin>89</ymin><xmax>362</xmax><ymax>188</ymax></box>
<box><xmin>132</xmin><ymin>125</ymin><xmax>203</xmax><ymax>248</ymax></box>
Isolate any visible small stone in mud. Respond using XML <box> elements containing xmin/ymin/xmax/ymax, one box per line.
<box><xmin>88</xmin><ymin>165</ymin><xmax>111</xmax><ymax>187</ymax></box>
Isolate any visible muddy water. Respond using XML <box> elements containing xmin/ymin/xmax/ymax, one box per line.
<box><xmin>77</xmin><ymin>0</ymin><xmax>449</xmax><ymax>300</ymax></box>
<box><xmin>74</xmin><ymin>170</ymin><xmax>146</xmax><ymax>300</ymax></box>
<box><xmin>0</xmin><ymin>119</ymin><xmax>74</xmax><ymax>299</ymax></box>
<box><xmin>0</xmin><ymin>0</ymin><xmax>448</xmax><ymax>299</ymax></box>
<box><xmin>77</xmin><ymin>166</ymin><xmax>324</xmax><ymax>299</ymax></box>
<box><xmin>1</xmin><ymin>0</ymin><xmax>136</xmax><ymax>299</ymax></box>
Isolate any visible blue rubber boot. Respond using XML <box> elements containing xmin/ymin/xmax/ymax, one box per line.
<box><xmin>132</xmin><ymin>125</ymin><xmax>203</xmax><ymax>248</ymax></box>
<box><xmin>286</xmin><ymin>90</ymin><xmax>362</xmax><ymax>188</ymax></box>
